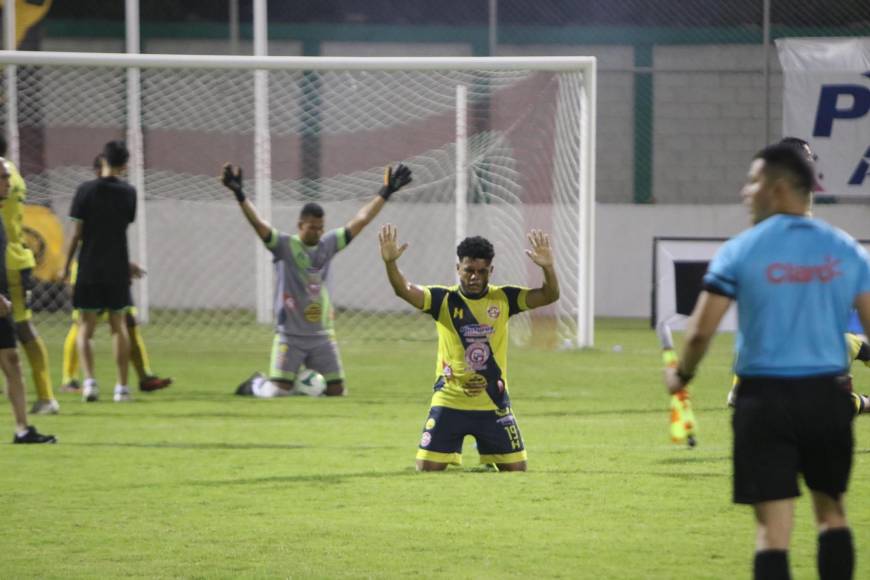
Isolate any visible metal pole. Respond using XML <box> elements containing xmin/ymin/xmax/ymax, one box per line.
<box><xmin>253</xmin><ymin>0</ymin><xmax>273</xmax><ymax>324</ymax></box>
<box><xmin>229</xmin><ymin>0</ymin><xmax>240</xmax><ymax>55</ymax></box>
<box><xmin>763</xmin><ymin>0</ymin><xmax>771</xmax><ymax>143</ymax></box>
<box><xmin>488</xmin><ymin>0</ymin><xmax>498</xmax><ymax>56</ymax></box>
<box><xmin>3</xmin><ymin>0</ymin><xmax>19</xmax><ymax>167</ymax></box>
<box><xmin>455</xmin><ymin>85</ymin><xmax>468</xmax><ymax>249</ymax></box>
<box><xmin>126</xmin><ymin>0</ymin><xmax>149</xmax><ymax>322</ymax></box>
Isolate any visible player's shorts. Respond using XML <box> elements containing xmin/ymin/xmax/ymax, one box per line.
<box><xmin>269</xmin><ymin>333</ymin><xmax>345</xmax><ymax>383</ymax></box>
<box><xmin>70</xmin><ymin>299</ymin><xmax>138</xmax><ymax>322</ymax></box>
<box><xmin>0</xmin><ymin>310</ymin><xmax>16</xmax><ymax>349</ymax></box>
<box><xmin>416</xmin><ymin>405</ymin><xmax>527</xmax><ymax>466</ymax></box>
<box><xmin>7</xmin><ymin>268</ymin><xmax>34</xmax><ymax>323</ymax></box>
<box><xmin>73</xmin><ymin>282</ymin><xmax>133</xmax><ymax>312</ymax></box>
<box><xmin>732</xmin><ymin>374</ymin><xmax>854</xmax><ymax>505</ymax></box>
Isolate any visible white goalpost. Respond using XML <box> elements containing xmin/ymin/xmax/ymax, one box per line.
<box><xmin>0</xmin><ymin>50</ymin><xmax>596</xmax><ymax>348</ymax></box>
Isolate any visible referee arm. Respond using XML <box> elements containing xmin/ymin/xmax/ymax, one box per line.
<box><xmin>665</xmin><ymin>290</ymin><xmax>732</xmax><ymax>394</ymax></box>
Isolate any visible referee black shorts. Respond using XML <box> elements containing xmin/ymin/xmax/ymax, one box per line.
<box><xmin>0</xmin><ymin>313</ymin><xmax>16</xmax><ymax>349</ymax></box>
<box><xmin>73</xmin><ymin>282</ymin><xmax>133</xmax><ymax>312</ymax></box>
<box><xmin>732</xmin><ymin>374</ymin><xmax>855</xmax><ymax>505</ymax></box>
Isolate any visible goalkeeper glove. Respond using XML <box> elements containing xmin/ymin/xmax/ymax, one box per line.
<box><xmin>222</xmin><ymin>164</ymin><xmax>245</xmax><ymax>203</ymax></box>
<box><xmin>379</xmin><ymin>163</ymin><xmax>412</xmax><ymax>200</ymax></box>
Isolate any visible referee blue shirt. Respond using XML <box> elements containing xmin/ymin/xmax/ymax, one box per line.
<box><xmin>704</xmin><ymin>214</ymin><xmax>870</xmax><ymax>378</ymax></box>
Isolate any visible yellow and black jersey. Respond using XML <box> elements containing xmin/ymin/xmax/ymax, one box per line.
<box><xmin>421</xmin><ymin>283</ymin><xmax>529</xmax><ymax>411</ymax></box>
<box><xmin>1</xmin><ymin>160</ymin><xmax>36</xmax><ymax>271</ymax></box>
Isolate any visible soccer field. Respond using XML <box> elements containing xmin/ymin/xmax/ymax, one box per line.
<box><xmin>1</xmin><ymin>318</ymin><xmax>868</xmax><ymax>579</ymax></box>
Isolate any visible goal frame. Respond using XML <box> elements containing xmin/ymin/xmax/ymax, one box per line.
<box><xmin>0</xmin><ymin>50</ymin><xmax>596</xmax><ymax>347</ymax></box>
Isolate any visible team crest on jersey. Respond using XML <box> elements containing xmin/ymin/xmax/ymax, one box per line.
<box><xmin>442</xmin><ymin>363</ymin><xmax>454</xmax><ymax>378</ymax></box>
<box><xmin>465</xmin><ymin>342</ymin><xmax>491</xmax><ymax>370</ymax></box>
<box><xmin>420</xmin><ymin>432</ymin><xmax>432</xmax><ymax>447</ymax></box>
<box><xmin>304</xmin><ymin>302</ymin><xmax>322</xmax><ymax>322</ymax></box>
<box><xmin>487</xmin><ymin>305</ymin><xmax>500</xmax><ymax>319</ymax></box>
<box><xmin>425</xmin><ymin>418</ymin><xmax>436</xmax><ymax>430</ymax></box>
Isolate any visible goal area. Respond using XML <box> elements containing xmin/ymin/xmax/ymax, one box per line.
<box><xmin>0</xmin><ymin>51</ymin><xmax>596</xmax><ymax>347</ymax></box>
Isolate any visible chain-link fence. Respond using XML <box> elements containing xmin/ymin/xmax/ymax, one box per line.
<box><xmin>33</xmin><ymin>0</ymin><xmax>870</xmax><ymax>205</ymax></box>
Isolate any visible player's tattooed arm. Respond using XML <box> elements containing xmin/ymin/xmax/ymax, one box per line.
<box><xmin>379</xmin><ymin>223</ymin><xmax>425</xmax><ymax>310</ymax></box>
<box><xmin>524</xmin><ymin>229</ymin><xmax>560</xmax><ymax>309</ymax></box>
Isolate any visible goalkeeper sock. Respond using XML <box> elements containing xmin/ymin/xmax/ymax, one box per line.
<box><xmin>22</xmin><ymin>337</ymin><xmax>54</xmax><ymax>401</ymax></box>
<box><xmin>128</xmin><ymin>324</ymin><xmax>153</xmax><ymax>379</ymax></box>
<box><xmin>818</xmin><ymin>528</ymin><xmax>853</xmax><ymax>580</ymax></box>
<box><xmin>754</xmin><ymin>550</ymin><xmax>790</xmax><ymax>580</ymax></box>
<box><xmin>62</xmin><ymin>322</ymin><xmax>79</xmax><ymax>384</ymax></box>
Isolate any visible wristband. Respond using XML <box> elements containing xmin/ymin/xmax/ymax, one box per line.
<box><xmin>233</xmin><ymin>188</ymin><xmax>246</xmax><ymax>203</ymax></box>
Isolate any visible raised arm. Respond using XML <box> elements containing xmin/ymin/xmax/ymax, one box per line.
<box><xmin>346</xmin><ymin>164</ymin><xmax>412</xmax><ymax>239</ymax></box>
<box><xmin>379</xmin><ymin>223</ymin><xmax>425</xmax><ymax>310</ymax></box>
<box><xmin>524</xmin><ymin>229</ymin><xmax>560</xmax><ymax>309</ymax></box>
<box><xmin>220</xmin><ymin>163</ymin><xmax>272</xmax><ymax>242</ymax></box>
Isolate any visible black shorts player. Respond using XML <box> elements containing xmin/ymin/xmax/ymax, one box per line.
<box><xmin>68</xmin><ymin>171</ymin><xmax>136</xmax><ymax>310</ymax></box>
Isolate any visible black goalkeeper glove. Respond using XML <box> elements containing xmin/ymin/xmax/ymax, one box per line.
<box><xmin>379</xmin><ymin>163</ymin><xmax>412</xmax><ymax>200</ymax></box>
<box><xmin>222</xmin><ymin>164</ymin><xmax>245</xmax><ymax>203</ymax></box>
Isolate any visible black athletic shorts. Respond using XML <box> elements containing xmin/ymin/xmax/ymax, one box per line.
<box><xmin>73</xmin><ymin>282</ymin><xmax>133</xmax><ymax>312</ymax></box>
<box><xmin>732</xmin><ymin>374</ymin><xmax>854</xmax><ymax>504</ymax></box>
<box><xmin>416</xmin><ymin>405</ymin><xmax>527</xmax><ymax>465</ymax></box>
<box><xmin>0</xmin><ymin>314</ymin><xmax>15</xmax><ymax>349</ymax></box>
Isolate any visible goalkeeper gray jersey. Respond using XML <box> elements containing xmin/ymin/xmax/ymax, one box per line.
<box><xmin>265</xmin><ymin>227</ymin><xmax>349</xmax><ymax>337</ymax></box>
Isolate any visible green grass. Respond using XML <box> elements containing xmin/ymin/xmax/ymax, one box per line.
<box><xmin>1</xmin><ymin>318</ymin><xmax>869</xmax><ymax>579</ymax></box>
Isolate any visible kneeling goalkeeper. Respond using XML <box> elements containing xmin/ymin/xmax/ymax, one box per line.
<box><xmin>221</xmin><ymin>162</ymin><xmax>411</xmax><ymax>397</ymax></box>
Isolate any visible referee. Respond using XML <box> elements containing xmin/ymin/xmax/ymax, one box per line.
<box><xmin>665</xmin><ymin>143</ymin><xmax>868</xmax><ymax>580</ymax></box>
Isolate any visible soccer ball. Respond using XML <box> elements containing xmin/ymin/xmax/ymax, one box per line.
<box><xmin>294</xmin><ymin>369</ymin><xmax>326</xmax><ymax>397</ymax></box>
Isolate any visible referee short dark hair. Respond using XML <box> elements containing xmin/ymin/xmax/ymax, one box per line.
<box><xmin>103</xmin><ymin>140</ymin><xmax>130</xmax><ymax>168</ymax></box>
<box><xmin>754</xmin><ymin>143</ymin><xmax>815</xmax><ymax>196</ymax></box>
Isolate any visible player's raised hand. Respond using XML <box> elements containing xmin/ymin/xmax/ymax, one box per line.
<box><xmin>221</xmin><ymin>163</ymin><xmax>245</xmax><ymax>202</ymax></box>
<box><xmin>379</xmin><ymin>224</ymin><xmax>409</xmax><ymax>263</ymax></box>
<box><xmin>525</xmin><ymin>229</ymin><xmax>554</xmax><ymax>267</ymax></box>
<box><xmin>379</xmin><ymin>164</ymin><xmax>413</xmax><ymax>200</ymax></box>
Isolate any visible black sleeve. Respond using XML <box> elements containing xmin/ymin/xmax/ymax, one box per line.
<box><xmin>502</xmin><ymin>286</ymin><xmax>525</xmax><ymax>317</ymax></box>
<box><xmin>857</xmin><ymin>341</ymin><xmax>870</xmax><ymax>362</ymax></box>
<box><xmin>344</xmin><ymin>228</ymin><xmax>353</xmax><ymax>246</ymax></box>
<box><xmin>69</xmin><ymin>185</ymin><xmax>87</xmax><ymax>221</ymax></box>
<box><xmin>426</xmin><ymin>287</ymin><xmax>448</xmax><ymax>319</ymax></box>
<box><xmin>128</xmin><ymin>187</ymin><xmax>137</xmax><ymax>223</ymax></box>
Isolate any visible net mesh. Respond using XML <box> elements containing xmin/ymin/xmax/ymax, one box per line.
<box><xmin>10</xmin><ymin>62</ymin><xmax>588</xmax><ymax>346</ymax></box>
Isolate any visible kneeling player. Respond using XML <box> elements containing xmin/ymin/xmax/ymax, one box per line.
<box><xmin>379</xmin><ymin>225</ymin><xmax>559</xmax><ymax>471</ymax></box>
<box><xmin>222</xmin><ymin>162</ymin><xmax>412</xmax><ymax>398</ymax></box>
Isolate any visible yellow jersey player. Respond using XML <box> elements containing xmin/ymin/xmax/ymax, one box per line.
<box><xmin>0</xmin><ymin>135</ymin><xmax>58</xmax><ymax>414</ymax></box>
<box><xmin>379</xmin><ymin>225</ymin><xmax>559</xmax><ymax>471</ymax></box>
<box><xmin>0</xmin><ymin>158</ymin><xmax>55</xmax><ymax>443</ymax></box>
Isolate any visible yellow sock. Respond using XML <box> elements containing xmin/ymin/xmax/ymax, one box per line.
<box><xmin>22</xmin><ymin>336</ymin><xmax>54</xmax><ymax>401</ymax></box>
<box><xmin>62</xmin><ymin>322</ymin><xmax>79</xmax><ymax>384</ymax></box>
<box><xmin>129</xmin><ymin>325</ymin><xmax>153</xmax><ymax>379</ymax></box>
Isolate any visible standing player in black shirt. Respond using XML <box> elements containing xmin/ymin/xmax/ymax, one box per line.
<box><xmin>62</xmin><ymin>141</ymin><xmax>137</xmax><ymax>403</ymax></box>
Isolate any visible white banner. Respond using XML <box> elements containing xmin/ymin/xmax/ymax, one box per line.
<box><xmin>777</xmin><ymin>38</ymin><xmax>870</xmax><ymax>197</ymax></box>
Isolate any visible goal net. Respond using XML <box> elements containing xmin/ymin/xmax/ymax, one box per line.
<box><xmin>0</xmin><ymin>52</ymin><xmax>595</xmax><ymax>347</ymax></box>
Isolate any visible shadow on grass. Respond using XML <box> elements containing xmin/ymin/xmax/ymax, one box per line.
<box><xmin>657</xmin><ymin>455</ymin><xmax>730</xmax><ymax>465</ymax></box>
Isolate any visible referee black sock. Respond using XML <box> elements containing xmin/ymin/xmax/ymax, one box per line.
<box><xmin>754</xmin><ymin>550</ymin><xmax>790</xmax><ymax>580</ymax></box>
<box><xmin>818</xmin><ymin>528</ymin><xmax>854</xmax><ymax>580</ymax></box>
